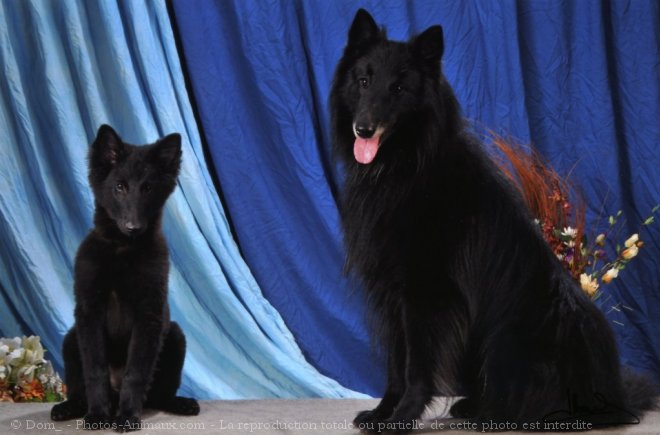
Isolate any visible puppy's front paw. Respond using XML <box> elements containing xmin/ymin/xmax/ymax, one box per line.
<box><xmin>115</xmin><ymin>414</ymin><xmax>141</xmax><ymax>432</ymax></box>
<box><xmin>82</xmin><ymin>413</ymin><xmax>114</xmax><ymax>430</ymax></box>
<box><xmin>169</xmin><ymin>396</ymin><xmax>200</xmax><ymax>415</ymax></box>
<box><xmin>51</xmin><ymin>400</ymin><xmax>85</xmax><ymax>421</ymax></box>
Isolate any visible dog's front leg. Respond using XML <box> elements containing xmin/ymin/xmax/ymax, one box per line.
<box><xmin>76</xmin><ymin>307</ymin><xmax>113</xmax><ymax>426</ymax></box>
<box><xmin>381</xmin><ymin>287</ymin><xmax>469</xmax><ymax>433</ymax></box>
<box><xmin>116</xmin><ymin>293</ymin><xmax>166</xmax><ymax>432</ymax></box>
<box><xmin>378</xmin><ymin>300</ymin><xmax>437</xmax><ymax>433</ymax></box>
<box><xmin>354</xmin><ymin>307</ymin><xmax>406</xmax><ymax>428</ymax></box>
<box><xmin>74</xmin><ymin>260</ymin><xmax>113</xmax><ymax>427</ymax></box>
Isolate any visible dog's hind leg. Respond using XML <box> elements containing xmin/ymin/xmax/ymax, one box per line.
<box><xmin>145</xmin><ymin>322</ymin><xmax>199</xmax><ymax>416</ymax></box>
<box><xmin>51</xmin><ymin>327</ymin><xmax>87</xmax><ymax>421</ymax></box>
<box><xmin>449</xmin><ymin>346</ymin><xmax>483</xmax><ymax>418</ymax></box>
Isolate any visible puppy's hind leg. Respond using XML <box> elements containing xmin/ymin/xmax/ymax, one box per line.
<box><xmin>145</xmin><ymin>322</ymin><xmax>199</xmax><ymax>416</ymax></box>
<box><xmin>51</xmin><ymin>327</ymin><xmax>87</xmax><ymax>421</ymax></box>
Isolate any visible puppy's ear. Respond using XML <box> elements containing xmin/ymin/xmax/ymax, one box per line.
<box><xmin>347</xmin><ymin>9</ymin><xmax>382</xmax><ymax>50</ymax></box>
<box><xmin>89</xmin><ymin>124</ymin><xmax>126</xmax><ymax>185</ymax></box>
<box><xmin>412</xmin><ymin>25</ymin><xmax>444</xmax><ymax>65</ymax></box>
<box><xmin>152</xmin><ymin>133</ymin><xmax>182</xmax><ymax>176</ymax></box>
<box><xmin>91</xmin><ymin>124</ymin><xmax>124</xmax><ymax>167</ymax></box>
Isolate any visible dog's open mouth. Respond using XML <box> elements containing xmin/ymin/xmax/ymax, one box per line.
<box><xmin>353</xmin><ymin>124</ymin><xmax>385</xmax><ymax>164</ymax></box>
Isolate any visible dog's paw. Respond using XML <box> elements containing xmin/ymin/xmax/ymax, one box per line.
<box><xmin>377</xmin><ymin>418</ymin><xmax>419</xmax><ymax>434</ymax></box>
<box><xmin>449</xmin><ymin>397</ymin><xmax>476</xmax><ymax>418</ymax></box>
<box><xmin>51</xmin><ymin>400</ymin><xmax>85</xmax><ymax>421</ymax></box>
<box><xmin>354</xmin><ymin>409</ymin><xmax>377</xmax><ymax>425</ymax></box>
<box><xmin>115</xmin><ymin>414</ymin><xmax>141</xmax><ymax>432</ymax></box>
<box><xmin>169</xmin><ymin>396</ymin><xmax>200</xmax><ymax>415</ymax></box>
<box><xmin>353</xmin><ymin>409</ymin><xmax>391</xmax><ymax>432</ymax></box>
<box><xmin>82</xmin><ymin>413</ymin><xmax>114</xmax><ymax>430</ymax></box>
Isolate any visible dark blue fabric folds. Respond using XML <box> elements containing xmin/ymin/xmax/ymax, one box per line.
<box><xmin>171</xmin><ymin>0</ymin><xmax>660</xmax><ymax>395</ymax></box>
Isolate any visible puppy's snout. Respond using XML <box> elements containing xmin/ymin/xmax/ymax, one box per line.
<box><xmin>124</xmin><ymin>221</ymin><xmax>142</xmax><ymax>235</ymax></box>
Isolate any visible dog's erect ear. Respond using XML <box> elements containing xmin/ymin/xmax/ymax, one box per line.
<box><xmin>91</xmin><ymin>124</ymin><xmax>124</xmax><ymax>168</ymax></box>
<box><xmin>152</xmin><ymin>133</ymin><xmax>182</xmax><ymax>176</ymax></box>
<box><xmin>347</xmin><ymin>9</ymin><xmax>381</xmax><ymax>49</ymax></box>
<box><xmin>412</xmin><ymin>25</ymin><xmax>444</xmax><ymax>64</ymax></box>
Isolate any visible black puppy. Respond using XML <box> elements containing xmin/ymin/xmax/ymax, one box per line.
<box><xmin>51</xmin><ymin>125</ymin><xmax>199</xmax><ymax>432</ymax></box>
<box><xmin>330</xmin><ymin>9</ymin><xmax>657</xmax><ymax>432</ymax></box>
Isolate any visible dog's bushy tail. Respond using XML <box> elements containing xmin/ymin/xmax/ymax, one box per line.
<box><xmin>622</xmin><ymin>367</ymin><xmax>659</xmax><ymax>414</ymax></box>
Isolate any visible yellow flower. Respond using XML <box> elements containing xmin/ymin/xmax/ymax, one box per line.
<box><xmin>602</xmin><ymin>268</ymin><xmax>619</xmax><ymax>284</ymax></box>
<box><xmin>595</xmin><ymin>234</ymin><xmax>606</xmax><ymax>246</ymax></box>
<box><xmin>621</xmin><ymin>245</ymin><xmax>639</xmax><ymax>260</ymax></box>
<box><xmin>624</xmin><ymin>234</ymin><xmax>639</xmax><ymax>248</ymax></box>
<box><xmin>580</xmin><ymin>273</ymin><xmax>599</xmax><ymax>296</ymax></box>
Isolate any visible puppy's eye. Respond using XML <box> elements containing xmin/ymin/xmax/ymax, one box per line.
<box><xmin>391</xmin><ymin>83</ymin><xmax>403</xmax><ymax>94</ymax></box>
<box><xmin>358</xmin><ymin>77</ymin><xmax>369</xmax><ymax>88</ymax></box>
<box><xmin>143</xmin><ymin>183</ymin><xmax>152</xmax><ymax>193</ymax></box>
<box><xmin>115</xmin><ymin>182</ymin><xmax>126</xmax><ymax>193</ymax></box>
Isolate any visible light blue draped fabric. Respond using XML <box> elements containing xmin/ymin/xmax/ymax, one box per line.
<box><xmin>0</xmin><ymin>0</ymin><xmax>363</xmax><ymax>399</ymax></box>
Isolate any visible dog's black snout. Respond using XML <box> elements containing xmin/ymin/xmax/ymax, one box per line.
<box><xmin>355</xmin><ymin>124</ymin><xmax>376</xmax><ymax>138</ymax></box>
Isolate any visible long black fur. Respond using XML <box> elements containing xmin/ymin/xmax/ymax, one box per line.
<box><xmin>51</xmin><ymin>125</ymin><xmax>199</xmax><ymax>432</ymax></box>
<box><xmin>330</xmin><ymin>9</ymin><xmax>658</xmax><ymax>432</ymax></box>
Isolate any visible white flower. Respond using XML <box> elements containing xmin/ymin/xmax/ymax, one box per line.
<box><xmin>0</xmin><ymin>336</ymin><xmax>49</xmax><ymax>385</ymax></box>
<box><xmin>580</xmin><ymin>273</ymin><xmax>599</xmax><ymax>296</ymax></box>
<box><xmin>21</xmin><ymin>336</ymin><xmax>45</xmax><ymax>366</ymax></box>
<box><xmin>0</xmin><ymin>343</ymin><xmax>10</xmax><ymax>381</ymax></box>
<box><xmin>17</xmin><ymin>364</ymin><xmax>38</xmax><ymax>383</ymax></box>
<box><xmin>561</xmin><ymin>227</ymin><xmax>578</xmax><ymax>247</ymax></box>
<box><xmin>602</xmin><ymin>268</ymin><xmax>619</xmax><ymax>284</ymax></box>
<box><xmin>624</xmin><ymin>234</ymin><xmax>639</xmax><ymax>248</ymax></box>
<box><xmin>6</xmin><ymin>348</ymin><xmax>24</xmax><ymax>366</ymax></box>
<box><xmin>0</xmin><ymin>337</ymin><xmax>20</xmax><ymax>352</ymax></box>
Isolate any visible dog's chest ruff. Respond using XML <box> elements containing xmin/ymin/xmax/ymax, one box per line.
<box><xmin>106</xmin><ymin>290</ymin><xmax>133</xmax><ymax>339</ymax></box>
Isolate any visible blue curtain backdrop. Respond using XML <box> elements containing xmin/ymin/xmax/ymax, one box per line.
<box><xmin>0</xmin><ymin>0</ymin><xmax>362</xmax><ymax>399</ymax></box>
<box><xmin>171</xmin><ymin>0</ymin><xmax>660</xmax><ymax>396</ymax></box>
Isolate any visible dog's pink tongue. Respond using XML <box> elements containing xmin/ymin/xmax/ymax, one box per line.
<box><xmin>354</xmin><ymin>136</ymin><xmax>380</xmax><ymax>164</ymax></box>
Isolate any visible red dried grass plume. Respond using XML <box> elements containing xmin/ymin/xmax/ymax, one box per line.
<box><xmin>491</xmin><ymin>136</ymin><xmax>587</xmax><ymax>279</ymax></box>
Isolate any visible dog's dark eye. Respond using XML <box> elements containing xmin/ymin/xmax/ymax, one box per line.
<box><xmin>358</xmin><ymin>77</ymin><xmax>369</xmax><ymax>88</ymax></box>
<box><xmin>115</xmin><ymin>182</ymin><xmax>126</xmax><ymax>193</ymax></box>
<box><xmin>391</xmin><ymin>83</ymin><xmax>403</xmax><ymax>94</ymax></box>
<box><xmin>142</xmin><ymin>183</ymin><xmax>152</xmax><ymax>193</ymax></box>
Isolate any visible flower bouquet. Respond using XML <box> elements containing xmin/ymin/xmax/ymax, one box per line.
<box><xmin>491</xmin><ymin>136</ymin><xmax>657</xmax><ymax>301</ymax></box>
<box><xmin>0</xmin><ymin>335</ymin><xmax>66</xmax><ymax>402</ymax></box>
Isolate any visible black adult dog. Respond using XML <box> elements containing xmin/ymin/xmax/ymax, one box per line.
<box><xmin>51</xmin><ymin>125</ymin><xmax>199</xmax><ymax>432</ymax></box>
<box><xmin>330</xmin><ymin>9</ymin><xmax>657</xmax><ymax>432</ymax></box>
